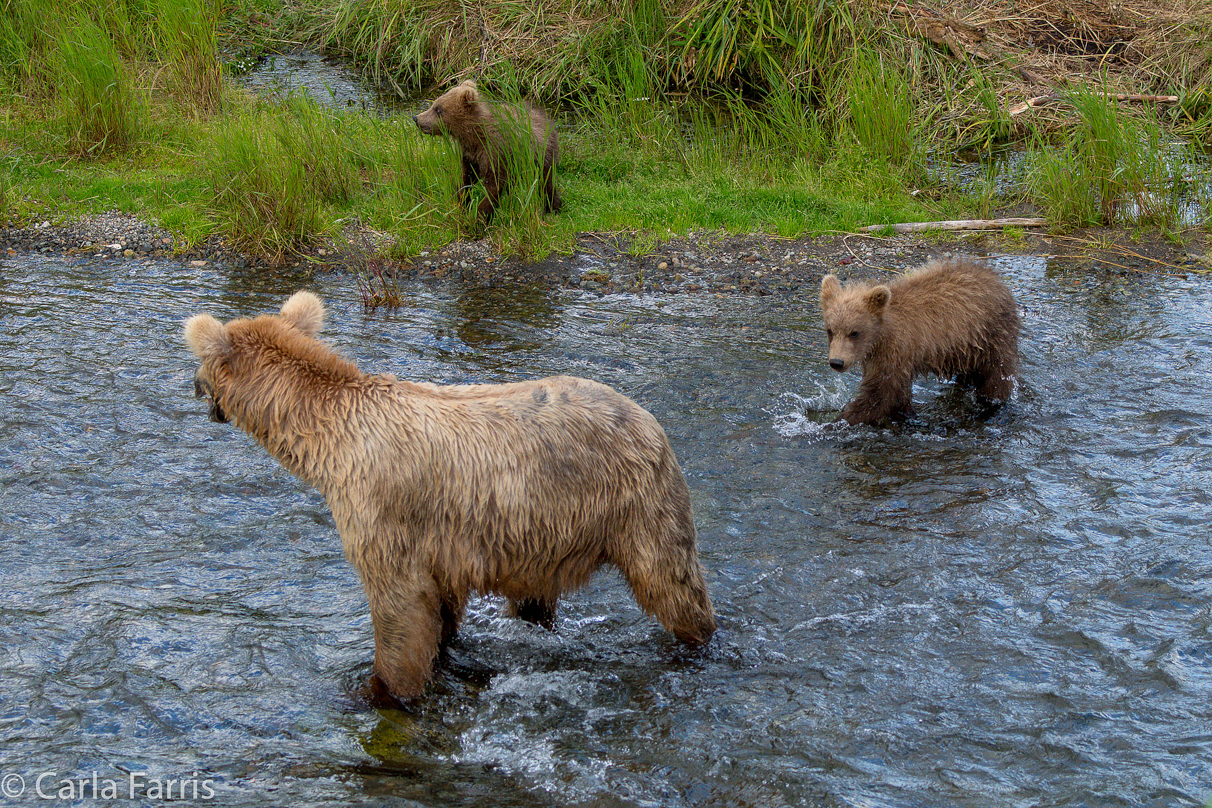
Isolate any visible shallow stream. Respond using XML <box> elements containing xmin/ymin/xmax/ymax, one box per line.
<box><xmin>1</xmin><ymin>252</ymin><xmax>1210</xmax><ymax>807</ymax></box>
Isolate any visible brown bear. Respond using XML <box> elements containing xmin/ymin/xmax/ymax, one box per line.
<box><xmin>819</xmin><ymin>256</ymin><xmax>1020</xmax><ymax>426</ymax></box>
<box><xmin>183</xmin><ymin>291</ymin><xmax>715</xmax><ymax>702</ymax></box>
<box><xmin>413</xmin><ymin>79</ymin><xmax>561</xmax><ymax>224</ymax></box>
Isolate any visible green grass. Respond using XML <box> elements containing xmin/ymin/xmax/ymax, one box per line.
<box><xmin>0</xmin><ymin>0</ymin><xmax>1207</xmax><ymax>259</ymax></box>
<box><xmin>1026</xmin><ymin>85</ymin><xmax>1201</xmax><ymax>232</ymax></box>
<box><xmin>153</xmin><ymin>0</ymin><xmax>223</xmax><ymax>112</ymax></box>
<box><xmin>54</xmin><ymin>13</ymin><xmax>139</xmax><ymax>156</ymax></box>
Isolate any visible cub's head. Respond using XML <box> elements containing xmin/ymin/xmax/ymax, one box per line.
<box><xmin>819</xmin><ymin>274</ymin><xmax>891</xmax><ymax>372</ymax></box>
<box><xmin>413</xmin><ymin>79</ymin><xmax>480</xmax><ymax>136</ymax></box>
<box><xmin>182</xmin><ymin>290</ymin><xmax>326</xmax><ymax>424</ymax></box>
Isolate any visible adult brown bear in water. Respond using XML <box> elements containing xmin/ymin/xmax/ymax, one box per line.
<box><xmin>183</xmin><ymin>291</ymin><xmax>715</xmax><ymax>702</ymax></box>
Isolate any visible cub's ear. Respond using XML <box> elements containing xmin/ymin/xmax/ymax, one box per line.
<box><xmin>280</xmin><ymin>290</ymin><xmax>324</xmax><ymax>337</ymax></box>
<box><xmin>455</xmin><ymin>79</ymin><xmax>479</xmax><ymax>105</ymax></box>
<box><xmin>820</xmin><ymin>274</ymin><xmax>841</xmax><ymax>305</ymax></box>
<box><xmin>183</xmin><ymin>314</ymin><xmax>230</xmax><ymax>360</ymax></box>
<box><xmin>866</xmin><ymin>285</ymin><xmax>891</xmax><ymax>314</ymax></box>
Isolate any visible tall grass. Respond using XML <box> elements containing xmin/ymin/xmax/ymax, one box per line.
<box><xmin>200</xmin><ymin>94</ymin><xmax>484</xmax><ymax>261</ymax></box>
<box><xmin>290</xmin><ymin>0</ymin><xmax>865</xmax><ymax>108</ymax></box>
<box><xmin>1</xmin><ymin>0</ymin><xmax>222</xmax><ymax>155</ymax></box>
<box><xmin>843</xmin><ymin>49</ymin><xmax>916</xmax><ymax>166</ymax></box>
<box><xmin>202</xmin><ymin>96</ymin><xmax>365</xmax><ymax>261</ymax></box>
<box><xmin>153</xmin><ymin>0</ymin><xmax>222</xmax><ymax>112</ymax></box>
<box><xmin>1028</xmin><ymin>85</ymin><xmax>1198</xmax><ymax>230</ymax></box>
<box><xmin>55</xmin><ymin>13</ymin><xmax>137</xmax><ymax>156</ymax></box>
<box><xmin>672</xmin><ymin>0</ymin><xmax>857</xmax><ymax>98</ymax></box>
<box><xmin>366</xmin><ymin>118</ymin><xmax>466</xmax><ymax>255</ymax></box>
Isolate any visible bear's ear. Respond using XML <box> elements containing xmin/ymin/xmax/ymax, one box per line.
<box><xmin>866</xmin><ymin>285</ymin><xmax>891</xmax><ymax>314</ymax></box>
<box><xmin>279</xmin><ymin>290</ymin><xmax>325</xmax><ymax>337</ymax></box>
<box><xmin>455</xmin><ymin>79</ymin><xmax>479</xmax><ymax>106</ymax></box>
<box><xmin>183</xmin><ymin>314</ymin><xmax>230</xmax><ymax>360</ymax></box>
<box><xmin>820</xmin><ymin>274</ymin><xmax>841</xmax><ymax>305</ymax></box>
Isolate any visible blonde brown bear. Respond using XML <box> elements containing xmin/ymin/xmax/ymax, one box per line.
<box><xmin>413</xmin><ymin>79</ymin><xmax>561</xmax><ymax>223</ymax></box>
<box><xmin>819</xmin><ymin>257</ymin><xmax>1020</xmax><ymax>426</ymax></box>
<box><xmin>183</xmin><ymin>291</ymin><xmax>715</xmax><ymax>702</ymax></box>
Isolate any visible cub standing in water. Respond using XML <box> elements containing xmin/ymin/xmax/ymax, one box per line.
<box><xmin>819</xmin><ymin>257</ymin><xmax>1021</xmax><ymax>426</ymax></box>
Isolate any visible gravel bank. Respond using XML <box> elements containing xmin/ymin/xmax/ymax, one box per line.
<box><xmin>4</xmin><ymin>211</ymin><xmax>1206</xmax><ymax>297</ymax></box>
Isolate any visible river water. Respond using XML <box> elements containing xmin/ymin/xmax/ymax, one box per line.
<box><xmin>1</xmin><ymin>252</ymin><xmax>1210</xmax><ymax>807</ymax></box>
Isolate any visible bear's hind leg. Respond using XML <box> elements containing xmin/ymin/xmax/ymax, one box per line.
<box><xmin>616</xmin><ymin>520</ymin><xmax>716</xmax><ymax>647</ymax></box>
<box><xmin>970</xmin><ymin>352</ymin><xmax>1016</xmax><ymax>402</ymax></box>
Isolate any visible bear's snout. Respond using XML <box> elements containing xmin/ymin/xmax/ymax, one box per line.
<box><xmin>193</xmin><ymin>373</ymin><xmax>229</xmax><ymax>423</ymax></box>
<box><xmin>829</xmin><ymin>358</ymin><xmax>846</xmax><ymax>371</ymax></box>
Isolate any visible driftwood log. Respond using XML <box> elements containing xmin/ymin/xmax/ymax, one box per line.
<box><xmin>1009</xmin><ymin>94</ymin><xmax>1180</xmax><ymax>116</ymax></box>
<box><xmin>859</xmin><ymin>218</ymin><xmax>1048</xmax><ymax>234</ymax></box>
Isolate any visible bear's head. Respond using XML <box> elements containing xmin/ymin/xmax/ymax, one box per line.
<box><xmin>413</xmin><ymin>79</ymin><xmax>480</xmax><ymax>136</ymax></box>
<box><xmin>183</xmin><ymin>291</ymin><xmax>327</xmax><ymax>424</ymax></box>
<box><xmin>819</xmin><ymin>275</ymin><xmax>891</xmax><ymax>372</ymax></box>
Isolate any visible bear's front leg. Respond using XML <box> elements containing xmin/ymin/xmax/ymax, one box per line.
<box><xmin>477</xmin><ymin>167</ymin><xmax>504</xmax><ymax>224</ymax></box>
<box><xmin>842</xmin><ymin>368</ymin><xmax>915</xmax><ymax>426</ymax></box>
<box><xmin>459</xmin><ymin>155</ymin><xmax>480</xmax><ymax>208</ymax></box>
<box><xmin>364</xmin><ymin>571</ymin><xmax>446</xmax><ymax>703</ymax></box>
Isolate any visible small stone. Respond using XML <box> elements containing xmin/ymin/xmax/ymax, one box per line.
<box><xmin>190</xmin><ymin>259</ymin><xmax>207</xmax><ymax>267</ymax></box>
<box><xmin>123</xmin><ymin>249</ymin><xmax>134</xmax><ymax>258</ymax></box>
<box><xmin>658</xmin><ymin>262</ymin><xmax>668</xmax><ymax>270</ymax></box>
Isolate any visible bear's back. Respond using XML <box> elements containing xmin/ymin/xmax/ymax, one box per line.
<box><xmin>888</xmin><ymin>257</ymin><xmax>1019</xmax><ymax>373</ymax></box>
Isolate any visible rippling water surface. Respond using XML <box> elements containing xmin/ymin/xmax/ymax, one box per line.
<box><xmin>1</xmin><ymin>253</ymin><xmax>1210</xmax><ymax>807</ymax></box>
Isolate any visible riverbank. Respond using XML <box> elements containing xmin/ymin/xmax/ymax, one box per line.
<box><xmin>4</xmin><ymin>212</ymin><xmax>1208</xmax><ymax>299</ymax></box>
<box><xmin>3</xmin><ymin>1</ymin><xmax>1208</xmax><ymax>270</ymax></box>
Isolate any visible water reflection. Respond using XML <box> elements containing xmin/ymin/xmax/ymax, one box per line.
<box><xmin>1</xmin><ymin>251</ymin><xmax>1210</xmax><ymax>806</ymax></box>
<box><xmin>235</xmin><ymin>50</ymin><xmax>405</xmax><ymax>115</ymax></box>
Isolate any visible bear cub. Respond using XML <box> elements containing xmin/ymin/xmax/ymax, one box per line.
<box><xmin>819</xmin><ymin>256</ymin><xmax>1021</xmax><ymax>426</ymax></box>
<box><xmin>413</xmin><ymin>79</ymin><xmax>561</xmax><ymax>224</ymax></box>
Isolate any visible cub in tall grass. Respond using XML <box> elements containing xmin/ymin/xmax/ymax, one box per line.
<box><xmin>413</xmin><ymin>79</ymin><xmax>561</xmax><ymax>224</ymax></box>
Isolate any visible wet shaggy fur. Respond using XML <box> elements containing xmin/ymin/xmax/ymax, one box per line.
<box><xmin>819</xmin><ymin>257</ymin><xmax>1021</xmax><ymax>426</ymax></box>
<box><xmin>413</xmin><ymin>79</ymin><xmax>561</xmax><ymax>224</ymax></box>
<box><xmin>183</xmin><ymin>291</ymin><xmax>715</xmax><ymax>701</ymax></box>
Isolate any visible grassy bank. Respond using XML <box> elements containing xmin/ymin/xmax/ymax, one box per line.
<box><xmin>0</xmin><ymin>0</ymin><xmax>1209</xmax><ymax>263</ymax></box>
